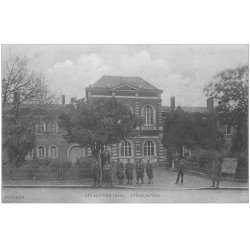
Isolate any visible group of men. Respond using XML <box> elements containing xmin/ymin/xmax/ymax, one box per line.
<box><xmin>91</xmin><ymin>158</ymin><xmax>154</xmax><ymax>187</ymax></box>
<box><xmin>92</xmin><ymin>155</ymin><xmax>223</xmax><ymax>188</ymax></box>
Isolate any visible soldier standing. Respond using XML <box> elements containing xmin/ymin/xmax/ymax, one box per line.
<box><xmin>111</xmin><ymin>161</ymin><xmax>116</xmax><ymax>185</ymax></box>
<box><xmin>103</xmin><ymin>162</ymin><xmax>113</xmax><ymax>187</ymax></box>
<box><xmin>146</xmin><ymin>159</ymin><xmax>153</xmax><ymax>184</ymax></box>
<box><xmin>116</xmin><ymin>159</ymin><xmax>125</xmax><ymax>185</ymax></box>
<box><xmin>211</xmin><ymin>158</ymin><xmax>222</xmax><ymax>188</ymax></box>
<box><xmin>135</xmin><ymin>159</ymin><xmax>144</xmax><ymax>184</ymax></box>
<box><xmin>91</xmin><ymin>159</ymin><xmax>101</xmax><ymax>187</ymax></box>
<box><xmin>175</xmin><ymin>156</ymin><xmax>185</xmax><ymax>185</ymax></box>
<box><xmin>125</xmin><ymin>159</ymin><xmax>134</xmax><ymax>185</ymax></box>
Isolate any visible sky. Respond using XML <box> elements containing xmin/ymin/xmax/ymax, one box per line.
<box><xmin>2</xmin><ymin>44</ymin><xmax>248</xmax><ymax>107</ymax></box>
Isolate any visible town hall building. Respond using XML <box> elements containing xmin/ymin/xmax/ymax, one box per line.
<box><xmin>85</xmin><ymin>76</ymin><xmax>164</xmax><ymax>164</ymax></box>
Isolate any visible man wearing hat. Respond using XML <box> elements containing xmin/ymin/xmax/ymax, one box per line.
<box><xmin>135</xmin><ymin>159</ymin><xmax>144</xmax><ymax>184</ymax></box>
<box><xmin>91</xmin><ymin>159</ymin><xmax>101</xmax><ymax>187</ymax></box>
<box><xmin>146</xmin><ymin>159</ymin><xmax>153</xmax><ymax>184</ymax></box>
<box><xmin>175</xmin><ymin>156</ymin><xmax>186</xmax><ymax>185</ymax></box>
<box><xmin>103</xmin><ymin>161</ymin><xmax>113</xmax><ymax>187</ymax></box>
<box><xmin>125</xmin><ymin>159</ymin><xmax>134</xmax><ymax>185</ymax></box>
<box><xmin>116</xmin><ymin>159</ymin><xmax>125</xmax><ymax>185</ymax></box>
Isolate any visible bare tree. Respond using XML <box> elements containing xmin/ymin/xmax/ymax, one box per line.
<box><xmin>2</xmin><ymin>54</ymin><xmax>58</xmax><ymax>167</ymax></box>
<box><xmin>2</xmin><ymin>55</ymin><xmax>57</xmax><ymax>114</ymax></box>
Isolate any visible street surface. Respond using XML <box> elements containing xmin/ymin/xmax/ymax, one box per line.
<box><xmin>2</xmin><ymin>169</ymin><xmax>248</xmax><ymax>189</ymax></box>
<box><xmin>2</xmin><ymin>170</ymin><xmax>248</xmax><ymax>203</ymax></box>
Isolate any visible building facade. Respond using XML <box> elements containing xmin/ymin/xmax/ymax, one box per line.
<box><xmin>22</xmin><ymin>82</ymin><xmax>234</xmax><ymax>165</ymax></box>
<box><xmin>86</xmin><ymin>76</ymin><xmax>164</xmax><ymax>164</ymax></box>
<box><xmin>24</xmin><ymin>104</ymin><xmax>91</xmax><ymax>164</ymax></box>
<box><xmin>23</xmin><ymin>76</ymin><xmax>164</xmax><ymax>165</ymax></box>
<box><xmin>161</xmin><ymin>96</ymin><xmax>236</xmax><ymax>157</ymax></box>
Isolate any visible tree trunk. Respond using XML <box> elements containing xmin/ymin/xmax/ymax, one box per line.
<box><xmin>167</xmin><ymin>150</ymin><xmax>173</xmax><ymax>168</ymax></box>
<box><xmin>91</xmin><ymin>147</ymin><xmax>100</xmax><ymax>159</ymax></box>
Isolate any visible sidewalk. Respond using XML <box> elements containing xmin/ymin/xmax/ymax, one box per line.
<box><xmin>2</xmin><ymin>169</ymin><xmax>248</xmax><ymax>190</ymax></box>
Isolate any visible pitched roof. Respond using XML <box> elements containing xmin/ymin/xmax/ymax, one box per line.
<box><xmin>89</xmin><ymin>75</ymin><xmax>162</xmax><ymax>92</ymax></box>
<box><xmin>162</xmin><ymin>106</ymin><xmax>208</xmax><ymax>113</ymax></box>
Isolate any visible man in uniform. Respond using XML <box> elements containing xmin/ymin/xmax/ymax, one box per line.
<box><xmin>146</xmin><ymin>159</ymin><xmax>153</xmax><ymax>184</ymax></box>
<box><xmin>103</xmin><ymin>161</ymin><xmax>113</xmax><ymax>187</ymax></box>
<box><xmin>91</xmin><ymin>159</ymin><xmax>101</xmax><ymax>187</ymax></box>
<box><xmin>116</xmin><ymin>159</ymin><xmax>125</xmax><ymax>185</ymax></box>
<box><xmin>175</xmin><ymin>156</ymin><xmax>185</xmax><ymax>185</ymax></box>
<box><xmin>211</xmin><ymin>158</ymin><xmax>222</xmax><ymax>188</ymax></box>
<box><xmin>135</xmin><ymin>159</ymin><xmax>144</xmax><ymax>184</ymax></box>
<box><xmin>125</xmin><ymin>159</ymin><xmax>133</xmax><ymax>185</ymax></box>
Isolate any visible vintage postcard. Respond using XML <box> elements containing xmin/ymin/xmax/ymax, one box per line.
<box><xmin>1</xmin><ymin>44</ymin><xmax>248</xmax><ymax>203</ymax></box>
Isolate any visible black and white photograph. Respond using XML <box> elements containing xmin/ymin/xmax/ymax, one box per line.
<box><xmin>1</xmin><ymin>44</ymin><xmax>248</xmax><ymax>203</ymax></box>
<box><xmin>1</xmin><ymin>1</ymin><xmax>250</xmax><ymax>250</ymax></box>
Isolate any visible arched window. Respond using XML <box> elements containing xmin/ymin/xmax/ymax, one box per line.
<box><xmin>36</xmin><ymin>121</ymin><xmax>45</xmax><ymax>133</ymax></box>
<box><xmin>120</xmin><ymin>141</ymin><xmax>132</xmax><ymax>157</ymax></box>
<box><xmin>49</xmin><ymin>145</ymin><xmax>58</xmax><ymax>159</ymax></box>
<box><xmin>48</xmin><ymin>122</ymin><xmax>58</xmax><ymax>134</ymax></box>
<box><xmin>37</xmin><ymin>146</ymin><xmax>46</xmax><ymax>159</ymax></box>
<box><xmin>143</xmin><ymin>106</ymin><xmax>154</xmax><ymax>125</ymax></box>
<box><xmin>123</xmin><ymin>104</ymin><xmax>133</xmax><ymax>114</ymax></box>
<box><xmin>144</xmin><ymin>141</ymin><xmax>155</xmax><ymax>156</ymax></box>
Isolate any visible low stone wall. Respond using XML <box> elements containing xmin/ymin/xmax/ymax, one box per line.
<box><xmin>2</xmin><ymin>159</ymin><xmax>93</xmax><ymax>180</ymax></box>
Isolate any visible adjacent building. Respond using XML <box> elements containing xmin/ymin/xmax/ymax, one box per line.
<box><xmin>24</xmin><ymin>102</ymin><xmax>91</xmax><ymax>164</ymax></box>
<box><xmin>161</xmin><ymin>96</ymin><xmax>236</xmax><ymax>157</ymax></box>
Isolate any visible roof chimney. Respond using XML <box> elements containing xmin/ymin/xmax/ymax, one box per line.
<box><xmin>70</xmin><ymin>97</ymin><xmax>75</xmax><ymax>104</ymax></box>
<box><xmin>62</xmin><ymin>95</ymin><xmax>65</xmax><ymax>105</ymax></box>
<box><xmin>207</xmin><ymin>97</ymin><xmax>214</xmax><ymax>112</ymax></box>
<box><xmin>170</xmin><ymin>97</ymin><xmax>175</xmax><ymax>111</ymax></box>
